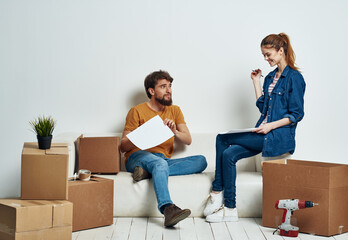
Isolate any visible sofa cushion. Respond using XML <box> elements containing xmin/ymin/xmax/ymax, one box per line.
<box><xmin>99</xmin><ymin>171</ymin><xmax>262</xmax><ymax>218</ymax></box>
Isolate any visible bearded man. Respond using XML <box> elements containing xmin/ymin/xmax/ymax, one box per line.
<box><xmin>120</xmin><ymin>70</ymin><xmax>207</xmax><ymax>227</ymax></box>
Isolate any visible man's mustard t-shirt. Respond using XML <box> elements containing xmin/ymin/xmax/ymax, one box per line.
<box><xmin>124</xmin><ymin>102</ymin><xmax>186</xmax><ymax>161</ymax></box>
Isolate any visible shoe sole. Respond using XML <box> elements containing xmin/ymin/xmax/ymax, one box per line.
<box><xmin>133</xmin><ymin>167</ymin><xmax>149</xmax><ymax>182</ymax></box>
<box><xmin>165</xmin><ymin>209</ymin><xmax>191</xmax><ymax>227</ymax></box>
<box><xmin>132</xmin><ymin>168</ymin><xmax>142</xmax><ymax>182</ymax></box>
<box><xmin>203</xmin><ymin>204</ymin><xmax>223</xmax><ymax>217</ymax></box>
<box><xmin>206</xmin><ymin>216</ymin><xmax>239</xmax><ymax>223</ymax></box>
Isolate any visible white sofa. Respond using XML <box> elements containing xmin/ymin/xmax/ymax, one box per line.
<box><xmin>54</xmin><ymin>132</ymin><xmax>271</xmax><ymax>218</ymax></box>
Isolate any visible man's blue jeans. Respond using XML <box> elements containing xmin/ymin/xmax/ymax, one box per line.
<box><xmin>212</xmin><ymin>132</ymin><xmax>264</xmax><ymax>208</ymax></box>
<box><xmin>126</xmin><ymin>150</ymin><xmax>207</xmax><ymax>213</ymax></box>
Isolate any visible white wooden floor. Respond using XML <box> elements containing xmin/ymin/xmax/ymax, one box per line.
<box><xmin>72</xmin><ymin>217</ymin><xmax>348</xmax><ymax>240</ymax></box>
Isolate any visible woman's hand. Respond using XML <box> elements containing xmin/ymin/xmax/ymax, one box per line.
<box><xmin>251</xmin><ymin>69</ymin><xmax>262</xmax><ymax>82</ymax></box>
<box><xmin>253</xmin><ymin>123</ymin><xmax>274</xmax><ymax>134</ymax></box>
<box><xmin>164</xmin><ymin>118</ymin><xmax>177</xmax><ymax>134</ymax></box>
<box><xmin>251</xmin><ymin>69</ymin><xmax>263</xmax><ymax>100</ymax></box>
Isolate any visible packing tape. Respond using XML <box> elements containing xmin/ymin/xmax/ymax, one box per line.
<box><xmin>78</xmin><ymin>169</ymin><xmax>91</xmax><ymax>181</ymax></box>
<box><xmin>9</xmin><ymin>203</ymin><xmax>22</xmax><ymax>207</ymax></box>
<box><xmin>52</xmin><ymin>202</ymin><xmax>72</xmax><ymax>227</ymax></box>
<box><xmin>28</xmin><ymin>200</ymin><xmax>46</xmax><ymax>205</ymax></box>
<box><xmin>51</xmin><ymin>200</ymin><xmax>65</xmax><ymax>206</ymax></box>
<box><xmin>0</xmin><ymin>223</ymin><xmax>15</xmax><ymax>236</ymax></box>
<box><xmin>338</xmin><ymin>225</ymin><xmax>344</xmax><ymax>234</ymax></box>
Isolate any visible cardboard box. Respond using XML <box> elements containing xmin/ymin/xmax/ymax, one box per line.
<box><xmin>262</xmin><ymin>159</ymin><xmax>348</xmax><ymax>236</ymax></box>
<box><xmin>21</xmin><ymin>142</ymin><xmax>69</xmax><ymax>200</ymax></box>
<box><xmin>77</xmin><ymin>135</ymin><xmax>120</xmax><ymax>173</ymax></box>
<box><xmin>0</xmin><ymin>199</ymin><xmax>72</xmax><ymax>240</ymax></box>
<box><xmin>68</xmin><ymin>176</ymin><xmax>113</xmax><ymax>231</ymax></box>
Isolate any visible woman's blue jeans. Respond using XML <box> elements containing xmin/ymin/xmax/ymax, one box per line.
<box><xmin>212</xmin><ymin>132</ymin><xmax>264</xmax><ymax>208</ymax></box>
<box><xmin>126</xmin><ymin>150</ymin><xmax>207</xmax><ymax>213</ymax></box>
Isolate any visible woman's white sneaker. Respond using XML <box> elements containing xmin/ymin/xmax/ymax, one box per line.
<box><xmin>205</xmin><ymin>206</ymin><xmax>239</xmax><ymax>223</ymax></box>
<box><xmin>203</xmin><ymin>191</ymin><xmax>224</xmax><ymax>217</ymax></box>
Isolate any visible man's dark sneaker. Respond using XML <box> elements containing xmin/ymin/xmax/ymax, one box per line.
<box><xmin>163</xmin><ymin>204</ymin><xmax>191</xmax><ymax>227</ymax></box>
<box><xmin>132</xmin><ymin>166</ymin><xmax>151</xmax><ymax>182</ymax></box>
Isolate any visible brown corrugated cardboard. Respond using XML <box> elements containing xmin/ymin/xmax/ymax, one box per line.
<box><xmin>68</xmin><ymin>176</ymin><xmax>114</xmax><ymax>231</ymax></box>
<box><xmin>14</xmin><ymin>226</ymin><xmax>72</xmax><ymax>240</ymax></box>
<box><xmin>262</xmin><ymin>159</ymin><xmax>348</xmax><ymax>236</ymax></box>
<box><xmin>77</xmin><ymin>135</ymin><xmax>120</xmax><ymax>173</ymax></box>
<box><xmin>0</xmin><ymin>199</ymin><xmax>72</xmax><ymax>240</ymax></box>
<box><xmin>21</xmin><ymin>142</ymin><xmax>69</xmax><ymax>200</ymax></box>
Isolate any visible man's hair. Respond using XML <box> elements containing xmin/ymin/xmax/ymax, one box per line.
<box><xmin>144</xmin><ymin>70</ymin><xmax>174</xmax><ymax>99</ymax></box>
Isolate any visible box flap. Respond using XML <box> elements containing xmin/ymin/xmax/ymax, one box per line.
<box><xmin>22</xmin><ymin>142</ymin><xmax>68</xmax><ymax>156</ymax></box>
<box><xmin>45</xmin><ymin>146</ymin><xmax>68</xmax><ymax>155</ymax></box>
<box><xmin>78</xmin><ymin>136</ymin><xmax>120</xmax><ymax>173</ymax></box>
<box><xmin>263</xmin><ymin>159</ymin><xmax>348</xmax><ymax>189</ymax></box>
<box><xmin>51</xmin><ymin>143</ymin><xmax>68</xmax><ymax>147</ymax></box>
<box><xmin>263</xmin><ymin>159</ymin><xmax>330</xmax><ymax>188</ymax></box>
<box><xmin>22</xmin><ymin>143</ymin><xmax>45</xmax><ymax>155</ymax></box>
<box><xmin>68</xmin><ymin>176</ymin><xmax>112</xmax><ymax>186</ymax></box>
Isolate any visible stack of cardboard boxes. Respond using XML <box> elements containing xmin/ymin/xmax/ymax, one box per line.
<box><xmin>70</xmin><ymin>135</ymin><xmax>118</xmax><ymax>231</ymax></box>
<box><xmin>0</xmin><ymin>136</ymin><xmax>120</xmax><ymax>240</ymax></box>
<box><xmin>0</xmin><ymin>142</ymin><xmax>72</xmax><ymax>240</ymax></box>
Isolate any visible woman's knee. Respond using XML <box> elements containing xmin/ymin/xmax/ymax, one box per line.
<box><xmin>216</xmin><ymin>134</ymin><xmax>224</xmax><ymax>145</ymax></box>
<box><xmin>222</xmin><ymin>146</ymin><xmax>243</xmax><ymax>165</ymax></box>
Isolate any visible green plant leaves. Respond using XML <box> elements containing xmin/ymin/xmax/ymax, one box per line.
<box><xmin>29</xmin><ymin>115</ymin><xmax>56</xmax><ymax>137</ymax></box>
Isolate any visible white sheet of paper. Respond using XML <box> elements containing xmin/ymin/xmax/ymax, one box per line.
<box><xmin>126</xmin><ymin>115</ymin><xmax>174</xmax><ymax>150</ymax></box>
<box><xmin>219</xmin><ymin>128</ymin><xmax>257</xmax><ymax>134</ymax></box>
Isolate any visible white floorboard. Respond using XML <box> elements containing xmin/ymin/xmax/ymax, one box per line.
<box><xmin>255</xmin><ymin>218</ymin><xmax>284</xmax><ymax>240</ymax></box>
<box><xmin>193</xmin><ymin>217</ymin><xmax>215</xmax><ymax>240</ymax></box>
<box><xmin>226</xmin><ymin>220</ymin><xmax>249</xmax><ymax>240</ymax></box>
<box><xmin>210</xmin><ymin>222</ymin><xmax>232</xmax><ymax>240</ymax></box>
<box><xmin>146</xmin><ymin>217</ymin><xmax>163</xmax><ymax>240</ymax></box>
<box><xmin>111</xmin><ymin>217</ymin><xmax>132</xmax><ymax>240</ymax></box>
<box><xmin>179</xmin><ymin>217</ymin><xmax>197</xmax><ymax>240</ymax></box>
<box><xmin>334</xmin><ymin>232</ymin><xmax>348</xmax><ymax>240</ymax></box>
<box><xmin>128</xmin><ymin>217</ymin><xmax>148</xmax><ymax>240</ymax></box>
<box><xmin>72</xmin><ymin>217</ymin><xmax>346</xmax><ymax>240</ymax></box>
<box><xmin>240</xmin><ymin>218</ymin><xmax>266</xmax><ymax>240</ymax></box>
<box><xmin>163</xmin><ymin>223</ymin><xmax>180</xmax><ymax>240</ymax></box>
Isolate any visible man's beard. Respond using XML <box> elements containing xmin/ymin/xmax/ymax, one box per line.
<box><xmin>155</xmin><ymin>95</ymin><xmax>172</xmax><ymax>106</ymax></box>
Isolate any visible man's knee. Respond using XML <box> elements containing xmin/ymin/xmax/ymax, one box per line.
<box><xmin>152</xmin><ymin>159</ymin><xmax>169</xmax><ymax>173</ymax></box>
<box><xmin>197</xmin><ymin>155</ymin><xmax>208</xmax><ymax>171</ymax></box>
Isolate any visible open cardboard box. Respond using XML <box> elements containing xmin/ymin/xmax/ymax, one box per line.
<box><xmin>77</xmin><ymin>135</ymin><xmax>120</xmax><ymax>174</ymax></box>
<box><xmin>0</xmin><ymin>199</ymin><xmax>72</xmax><ymax>240</ymax></box>
<box><xmin>21</xmin><ymin>142</ymin><xmax>69</xmax><ymax>200</ymax></box>
<box><xmin>262</xmin><ymin>159</ymin><xmax>348</xmax><ymax>236</ymax></box>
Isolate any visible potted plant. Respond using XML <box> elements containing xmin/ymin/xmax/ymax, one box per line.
<box><xmin>30</xmin><ymin>115</ymin><xmax>56</xmax><ymax>149</ymax></box>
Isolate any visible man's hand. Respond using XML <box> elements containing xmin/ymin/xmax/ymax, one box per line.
<box><xmin>120</xmin><ymin>130</ymin><xmax>137</xmax><ymax>153</ymax></box>
<box><xmin>164</xmin><ymin>118</ymin><xmax>177</xmax><ymax>134</ymax></box>
<box><xmin>163</xmin><ymin>119</ymin><xmax>192</xmax><ymax>145</ymax></box>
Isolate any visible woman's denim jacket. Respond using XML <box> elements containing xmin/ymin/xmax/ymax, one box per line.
<box><xmin>255</xmin><ymin>65</ymin><xmax>306</xmax><ymax>157</ymax></box>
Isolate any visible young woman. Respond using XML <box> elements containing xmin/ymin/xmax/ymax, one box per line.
<box><xmin>204</xmin><ymin>33</ymin><xmax>306</xmax><ymax>222</ymax></box>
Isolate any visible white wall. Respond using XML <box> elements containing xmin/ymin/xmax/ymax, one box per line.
<box><xmin>1</xmin><ymin>0</ymin><xmax>347</xmax><ymax>198</ymax></box>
